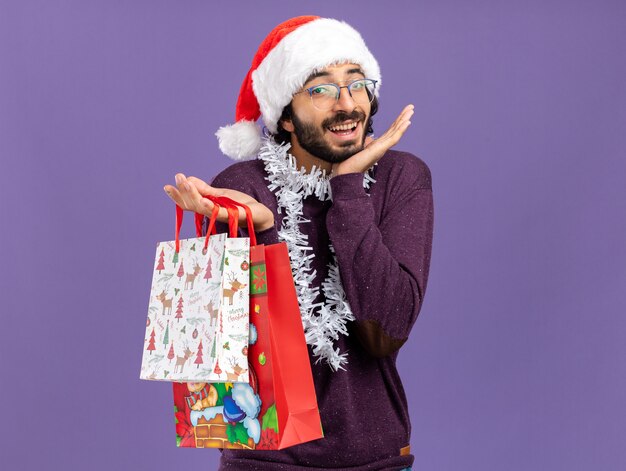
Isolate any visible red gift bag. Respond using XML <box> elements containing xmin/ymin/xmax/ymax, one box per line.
<box><xmin>173</xmin><ymin>199</ymin><xmax>323</xmax><ymax>450</ymax></box>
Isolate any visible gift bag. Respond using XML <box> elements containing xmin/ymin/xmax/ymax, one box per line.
<box><xmin>140</xmin><ymin>199</ymin><xmax>249</xmax><ymax>383</ymax></box>
<box><xmin>212</xmin><ymin>197</ymin><xmax>251</xmax><ymax>383</ymax></box>
<box><xmin>173</xmin><ymin>199</ymin><xmax>323</xmax><ymax>450</ymax></box>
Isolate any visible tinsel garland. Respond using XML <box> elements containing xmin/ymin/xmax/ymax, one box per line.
<box><xmin>258</xmin><ymin>137</ymin><xmax>376</xmax><ymax>371</ymax></box>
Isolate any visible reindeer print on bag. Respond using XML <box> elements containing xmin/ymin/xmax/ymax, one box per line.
<box><xmin>223</xmin><ymin>273</ymin><xmax>247</xmax><ymax>306</ymax></box>
<box><xmin>204</xmin><ymin>301</ymin><xmax>219</xmax><ymax>326</ymax></box>
<box><xmin>218</xmin><ymin>237</ymin><xmax>251</xmax><ymax>383</ymax></box>
<box><xmin>184</xmin><ymin>263</ymin><xmax>202</xmax><ymax>290</ymax></box>
<box><xmin>142</xmin><ymin>232</ymin><xmax>250</xmax><ymax>382</ymax></box>
<box><xmin>174</xmin><ymin>346</ymin><xmax>194</xmax><ymax>374</ymax></box>
<box><xmin>157</xmin><ymin>290</ymin><xmax>173</xmax><ymax>316</ymax></box>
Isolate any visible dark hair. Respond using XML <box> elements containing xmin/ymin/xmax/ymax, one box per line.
<box><xmin>273</xmin><ymin>94</ymin><xmax>379</xmax><ymax>146</ymax></box>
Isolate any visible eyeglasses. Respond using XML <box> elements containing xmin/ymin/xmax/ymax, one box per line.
<box><xmin>294</xmin><ymin>78</ymin><xmax>378</xmax><ymax>111</ymax></box>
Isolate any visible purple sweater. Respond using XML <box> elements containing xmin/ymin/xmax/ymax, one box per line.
<box><xmin>207</xmin><ymin>148</ymin><xmax>434</xmax><ymax>471</ymax></box>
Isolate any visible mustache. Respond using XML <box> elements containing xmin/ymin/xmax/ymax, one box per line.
<box><xmin>322</xmin><ymin>110</ymin><xmax>366</xmax><ymax>128</ymax></box>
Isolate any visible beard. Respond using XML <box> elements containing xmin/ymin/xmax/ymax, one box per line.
<box><xmin>291</xmin><ymin>108</ymin><xmax>369</xmax><ymax>164</ymax></box>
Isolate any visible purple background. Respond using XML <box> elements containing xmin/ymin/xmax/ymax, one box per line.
<box><xmin>2</xmin><ymin>1</ymin><xmax>625</xmax><ymax>469</ymax></box>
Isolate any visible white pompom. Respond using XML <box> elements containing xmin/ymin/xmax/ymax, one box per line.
<box><xmin>215</xmin><ymin>120</ymin><xmax>262</xmax><ymax>160</ymax></box>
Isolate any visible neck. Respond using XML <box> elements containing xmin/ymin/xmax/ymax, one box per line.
<box><xmin>288</xmin><ymin>136</ymin><xmax>333</xmax><ymax>175</ymax></box>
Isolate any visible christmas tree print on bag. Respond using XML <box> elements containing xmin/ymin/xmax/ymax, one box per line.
<box><xmin>140</xmin><ymin>200</ymin><xmax>249</xmax><ymax>382</ymax></box>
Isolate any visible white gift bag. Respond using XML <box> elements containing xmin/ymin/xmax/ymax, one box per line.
<box><xmin>140</xmin><ymin>200</ymin><xmax>250</xmax><ymax>382</ymax></box>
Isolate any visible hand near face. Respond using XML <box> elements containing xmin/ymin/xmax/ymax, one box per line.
<box><xmin>330</xmin><ymin>104</ymin><xmax>414</xmax><ymax>177</ymax></box>
<box><xmin>164</xmin><ymin>174</ymin><xmax>275</xmax><ymax>232</ymax></box>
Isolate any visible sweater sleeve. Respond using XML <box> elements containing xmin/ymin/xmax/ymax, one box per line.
<box><xmin>326</xmin><ymin>156</ymin><xmax>434</xmax><ymax>358</ymax></box>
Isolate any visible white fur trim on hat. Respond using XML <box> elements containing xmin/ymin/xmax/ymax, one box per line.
<box><xmin>251</xmin><ymin>18</ymin><xmax>381</xmax><ymax>134</ymax></box>
<box><xmin>215</xmin><ymin>120</ymin><xmax>262</xmax><ymax>161</ymax></box>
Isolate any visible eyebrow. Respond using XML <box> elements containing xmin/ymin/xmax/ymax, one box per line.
<box><xmin>303</xmin><ymin>67</ymin><xmax>365</xmax><ymax>86</ymax></box>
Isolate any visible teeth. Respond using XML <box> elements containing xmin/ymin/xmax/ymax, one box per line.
<box><xmin>329</xmin><ymin>122</ymin><xmax>357</xmax><ymax>132</ymax></box>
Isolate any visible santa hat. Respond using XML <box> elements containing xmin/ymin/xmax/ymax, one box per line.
<box><xmin>215</xmin><ymin>16</ymin><xmax>382</xmax><ymax>160</ymax></box>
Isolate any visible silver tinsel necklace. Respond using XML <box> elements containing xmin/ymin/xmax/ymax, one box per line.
<box><xmin>257</xmin><ymin>137</ymin><xmax>376</xmax><ymax>371</ymax></box>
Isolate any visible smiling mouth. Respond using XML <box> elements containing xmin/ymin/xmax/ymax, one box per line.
<box><xmin>327</xmin><ymin>120</ymin><xmax>359</xmax><ymax>137</ymax></box>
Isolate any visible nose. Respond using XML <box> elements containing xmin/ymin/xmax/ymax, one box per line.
<box><xmin>334</xmin><ymin>85</ymin><xmax>357</xmax><ymax>111</ymax></box>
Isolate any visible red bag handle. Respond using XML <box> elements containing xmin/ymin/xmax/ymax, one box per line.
<box><xmin>174</xmin><ymin>199</ymin><xmax>221</xmax><ymax>254</ymax></box>
<box><xmin>211</xmin><ymin>196</ymin><xmax>257</xmax><ymax>247</ymax></box>
<box><xmin>174</xmin><ymin>195</ymin><xmax>255</xmax><ymax>253</ymax></box>
<box><xmin>225</xmin><ymin>205</ymin><xmax>240</xmax><ymax>238</ymax></box>
<box><xmin>198</xmin><ymin>195</ymin><xmax>240</xmax><ymax>239</ymax></box>
<box><xmin>195</xmin><ymin>210</ymin><xmax>217</xmax><ymax>238</ymax></box>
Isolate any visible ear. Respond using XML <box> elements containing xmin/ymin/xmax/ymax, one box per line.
<box><xmin>281</xmin><ymin>118</ymin><xmax>295</xmax><ymax>133</ymax></box>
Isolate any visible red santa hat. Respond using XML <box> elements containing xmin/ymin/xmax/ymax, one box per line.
<box><xmin>215</xmin><ymin>15</ymin><xmax>382</xmax><ymax>160</ymax></box>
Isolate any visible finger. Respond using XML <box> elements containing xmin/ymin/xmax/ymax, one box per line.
<box><xmin>367</xmin><ymin>118</ymin><xmax>411</xmax><ymax>154</ymax></box>
<box><xmin>185</xmin><ymin>179</ymin><xmax>231</xmax><ymax>220</ymax></box>
<box><xmin>187</xmin><ymin>176</ymin><xmax>243</xmax><ymax>223</ymax></box>
<box><xmin>383</xmin><ymin>120</ymin><xmax>412</xmax><ymax>148</ymax></box>
<box><xmin>384</xmin><ymin>117</ymin><xmax>412</xmax><ymax>141</ymax></box>
<box><xmin>174</xmin><ymin>173</ymin><xmax>196</xmax><ymax>209</ymax></box>
<box><xmin>186</xmin><ymin>177</ymin><xmax>262</xmax><ymax>225</ymax></box>
<box><xmin>187</xmin><ymin>176</ymin><xmax>223</xmax><ymax>197</ymax></box>
<box><xmin>373</xmin><ymin>106</ymin><xmax>413</xmax><ymax>144</ymax></box>
<box><xmin>184</xmin><ymin>178</ymin><xmax>213</xmax><ymax>214</ymax></box>
<box><xmin>199</xmin><ymin>197</ymin><xmax>231</xmax><ymax>222</ymax></box>
<box><xmin>380</xmin><ymin>107</ymin><xmax>414</xmax><ymax>142</ymax></box>
<box><xmin>390</xmin><ymin>105</ymin><xmax>414</xmax><ymax>132</ymax></box>
<box><xmin>164</xmin><ymin>184</ymin><xmax>204</xmax><ymax>215</ymax></box>
<box><xmin>397</xmin><ymin>104</ymin><xmax>415</xmax><ymax>122</ymax></box>
<box><xmin>164</xmin><ymin>185</ymin><xmax>185</xmax><ymax>208</ymax></box>
<box><xmin>168</xmin><ymin>185</ymin><xmax>229</xmax><ymax>223</ymax></box>
<box><xmin>175</xmin><ymin>173</ymin><xmax>190</xmax><ymax>191</ymax></box>
<box><xmin>172</xmin><ymin>174</ymin><xmax>213</xmax><ymax>216</ymax></box>
<box><xmin>387</xmin><ymin>105</ymin><xmax>414</xmax><ymax>134</ymax></box>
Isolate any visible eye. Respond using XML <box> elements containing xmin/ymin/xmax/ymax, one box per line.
<box><xmin>310</xmin><ymin>85</ymin><xmax>333</xmax><ymax>96</ymax></box>
<box><xmin>351</xmin><ymin>81</ymin><xmax>365</xmax><ymax>90</ymax></box>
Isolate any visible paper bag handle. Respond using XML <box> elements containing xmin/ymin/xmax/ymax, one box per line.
<box><xmin>196</xmin><ymin>194</ymin><xmax>240</xmax><ymax>239</ymax></box>
<box><xmin>174</xmin><ymin>200</ymin><xmax>221</xmax><ymax>254</ymax></box>
<box><xmin>211</xmin><ymin>196</ymin><xmax>257</xmax><ymax>247</ymax></box>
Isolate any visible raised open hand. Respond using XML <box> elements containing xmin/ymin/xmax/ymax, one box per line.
<box><xmin>164</xmin><ymin>174</ymin><xmax>275</xmax><ymax>232</ymax></box>
<box><xmin>331</xmin><ymin>104</ymin><xmax>414</xmax><ymax>177</ymax></box>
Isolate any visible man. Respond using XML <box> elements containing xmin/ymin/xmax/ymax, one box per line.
<box><xmin>164</xmin><ymin>16</ymin><xmax>433</xmax><ymax>471</ymax></box>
